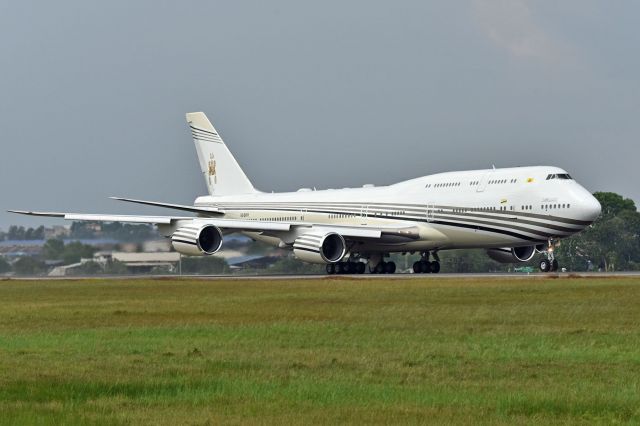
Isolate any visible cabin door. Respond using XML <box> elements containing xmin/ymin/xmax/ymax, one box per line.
<box><xmin>477</xmin><ymin>171</ymin><xmax>494</xmax><ymax>192</ymax></box>
<box><xmin>360</xmin><ymin>205</ymin><xmax>368</xmax><ymax>225</ymax></box>
<box><xmin>425</xmin><ymin>203</ymin><xmax>435</xmax><ymax>222</ymax></box>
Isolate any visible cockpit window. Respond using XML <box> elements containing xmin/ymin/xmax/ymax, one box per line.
<box><xmin>546</xmin><ymin>173</ymin><xmax>573</xmax><ymax>180</ymax></box>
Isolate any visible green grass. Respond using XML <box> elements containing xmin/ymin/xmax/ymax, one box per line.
<box><xmin>0</xmin><ymin>276</ymin><xmax>639</xmax><ymax>425</ymax></box>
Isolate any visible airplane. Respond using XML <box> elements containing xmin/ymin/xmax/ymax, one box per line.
<box><xmin>10</xmin><ymin>112</ymin><xmax>602</xmax><ymax>274</ymax></box>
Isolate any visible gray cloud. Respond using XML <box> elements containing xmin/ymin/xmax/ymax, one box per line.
<box><xmin>473</xmin><ymin>0</ymin><xmax>573</xmax><ymax>64</ymax></box>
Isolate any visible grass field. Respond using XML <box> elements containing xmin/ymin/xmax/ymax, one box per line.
<box><xmin>0</xmin><ymin>276</ymin><xmax>639</xmax><ymax>425</ymax></box>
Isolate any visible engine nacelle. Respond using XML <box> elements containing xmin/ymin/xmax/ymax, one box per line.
<box><xmin>171</xmin><ymin>224</ymin><xmax>223</xmax><ymax>256</ymax></box>
<box><xmin>293</xmin><ymin>231</ymin><xmax>346</xmax><ymax>264</ymax></box>
<box><xmin>486</xmin><ymin>246</ymin><xmax>536</xmax><ymax>263</ymax></box>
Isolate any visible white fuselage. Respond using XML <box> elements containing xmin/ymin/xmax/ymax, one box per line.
<box><xmin>193</xmin><ymin>166</ymin><xmax>601</xmax><ymax>255</ymax></box>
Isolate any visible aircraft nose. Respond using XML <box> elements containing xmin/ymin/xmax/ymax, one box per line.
<box><xmin>582</xmin><ymin>194</ymin><xmax>602</xmax><ymax>222</ymax></box>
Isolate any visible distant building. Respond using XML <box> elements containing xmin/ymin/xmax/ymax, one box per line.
<box><xmin>48</xmin><ymin>261</ymin><xmax>86</xmax><ymax>277</ymax></box>
<box><xmin>229</xmin><ymin>255</ymin><xmax>283</xmax><ymax>270</ymax></box>
<box><xmin>44</xmin><ymin>225</ymin><xmax>70</xmax><ymax>239</ymax></box>
<box><xmin>98</xmin><ymin>252</ymin><xmax>181</xmax><ymax>273</ymax></box>
<box><xmin>49</xmin><ymin>251</ymin><xmax>181</xmax><ymax>276</ymax></box>
<box><xmin>117</xmin><ymin>243</ymin><xmax>139</xmax><ymax>253</ymax></box>
<box><xmin>142</xmin><ymin>239</ymin><xmax>171</xmax><ymax>252</ymax></box>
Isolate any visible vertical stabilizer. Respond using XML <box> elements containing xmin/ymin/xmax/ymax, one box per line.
<box><xmin>186</xmin><ymin>112</ymin><xmax>257</xmax><ymax>196</ymax></box>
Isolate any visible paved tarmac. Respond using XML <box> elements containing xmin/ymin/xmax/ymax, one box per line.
<box><xmin>3</xmin><ymin>272</ymin><xmax>640</xmax><ymax>281</ymax></box>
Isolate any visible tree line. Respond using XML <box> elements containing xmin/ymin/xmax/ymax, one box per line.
<box><xmin>1</xmin><ymin>225</ymin><xmax>45</xmax><ymax>241</ymax></box>
<box><xmin>0</xmin><ymin>223</ymin><xmax>159</xmax><ymax>242</ymax></box>
<box><xmin>555</xmin><ymin>192</ymin><xmax>640</xmax><ymax>271</ymax></box>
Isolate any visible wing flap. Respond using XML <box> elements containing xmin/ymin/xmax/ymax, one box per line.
<box><xmin>110</xmin><ymin>197</ymin><xmax>224</xmax><ymax>215</ymax></box>
<box><xmin>195</xmin><ymin>219</ymin><xmax>291</xmax><ymax>232</ymax></box>
<box><xmin>311</xmin><ymin>225</ymin><xmax>382</xmax><ymax>238</ymax></box>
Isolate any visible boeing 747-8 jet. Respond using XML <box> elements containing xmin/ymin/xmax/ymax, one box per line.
<box><xmin>10</xmin><ymin>112</ymin><xmax>601</xmax><ymax>274</ymax></box>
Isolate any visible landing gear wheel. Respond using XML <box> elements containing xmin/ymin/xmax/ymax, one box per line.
<box><xmin>337</xmin><ymin>263</ymin><xmax>346</xmax><ymax>274</ymax></box>
<box><xmin>420</xmin><ymin>260</ymin><xmax>432</xmax><ymax>273</ymax></box>
<box><xmin>326</xmin><ymin>264</ymin><xmax>335</xmax><ymax>275</ymax></box>
<box><xmin>356</xmin><ymin>262</ymin><xmax>366</xmax><ymax>274</ymax></box>
<box><xmin>384</xmin><ymin>261</ymin><xmax>396</xmax><ymax>274</ymax></box>
<box><xmin>430</xmin><ymin>261</ymin><xmax>440</xmax><ymax>274</ymax></box>
<box><xmin>539</xmin><ymin>259</ymin><xmax>551</xmax><ymax>273</ymax></box>
<box><xmin>344</xmin><ymin>262</ymin><xmax>354</xmax><ymax>274</ymax></box>
<box><xmin>551</xmin><ymin>259</ymin><xmax>559</xmax><ymax>272</ymax></box>
<box><xmin>413</xmin><ymin>261</ymin><xmax>422</xmax><ymax>274</ymax></box>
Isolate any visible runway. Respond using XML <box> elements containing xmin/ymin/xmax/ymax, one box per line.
<box><xmin>4</xmin><ymin>271</ymin><xmax>640</xmax><ymax>281</ymax></box>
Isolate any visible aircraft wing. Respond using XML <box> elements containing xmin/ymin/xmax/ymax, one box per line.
<box><xmin>8</xmin><ymin>210</ymin><xmax>181</xmax><ymax>224</ymax></box>
<box><xmin>7</xmin><ymin>210</ymin><xmax>290</xmax><ymax>231</ymax></box>
<box><xmin>8</xmin><ymin>210</ymin><xmax>422</xmax><ymax>239</ymax></box>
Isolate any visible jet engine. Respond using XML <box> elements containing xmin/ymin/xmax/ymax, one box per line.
<box><xmin>486</xmin><ymin>246</ymin><xmax>536</xmax><ymax>263</ymax></box>
<box><xmin>171</xmin><ymin>224</ymin><xmax>223</xmax><ymax>256</ymax></box>
<box><xmin>293</xmin><ymin>231</ymin><xmax>346</xmax><ymax>264</ymax></box>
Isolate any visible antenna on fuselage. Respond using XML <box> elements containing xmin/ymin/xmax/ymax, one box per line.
<box><xmin>492</xmin><ymin>164</ymin><xmax>496</xmax><ymax>170</ymax></box>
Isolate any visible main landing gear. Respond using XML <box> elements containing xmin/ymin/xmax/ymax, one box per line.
<box><xmin>366</xmin><ymin>253</ymin><xmax>397</xmax><ymax>274</ymax></box>
<box><xmin>326</xmin><ymin>255</ymin><xmax>397</xmax><ymax>275</ymax></box>
<box><xmin>412</xmin><ymin>251</ymin><xmax>441</xmax><ymax>274</ymax></box>
<box><xmin>326</xmin><ymin>261</ymin><xmax>366</xmax><ymax>275</ymax></box>
<box><xmin>369</xmin><ymin>260</ymin><xmax>396</xmax><ymax>274</ymax></box>
<box><xmin>539</xmin><ymin>239</ymin><xmax>560</xmax><ymax>272</ymax></box>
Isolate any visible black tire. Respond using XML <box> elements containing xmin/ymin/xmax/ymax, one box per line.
<box><xmin>375</xmin><ymin>262</ymin><xmax>385</xmax><ymax>274</ymax></box>
<box><xmin>421</xmin><ymin>260</ymin><xmax>432</xmax><ymax>273</ymax></box>
<box><xmin>345</xmin><ymin>262</ymin><xmax>354</xmax><ymax>274</ymax></box>
<box><xmin>539</xmin><ymin>259</ymin><xmax>551</xmax><ymax>272</ymax></box>
<box><xmin>385</xmin><ymin>261</ymin><xmax>396</xmax><ymax>274</ymax></box>
<box><xmin>337</xmin><ymin>263</ymin><xmax>346</xmax><ymax>274</ymax></box>
<box><xmin>413</xmin><ymin>261</ymin><xmax>422</xmax><ymax>274</ymax></box>
<box><xmin>431</xmin><ymin>261</ymin><xmax>440</xmax><ymax>274</ymax></box>
<box><xmin>356</xmin><ymin>262</ymin><xmax>366</xmax><ymax>274</ymax></box>
<box><xmin>326</xmin><ymin>264</ymin><xmax>335</xmax><ymax>275</ymax></box>
<box><xmin>552</xmin><ymin>259</ymin><xmax>559</xmax><ymax>272</ymax></box>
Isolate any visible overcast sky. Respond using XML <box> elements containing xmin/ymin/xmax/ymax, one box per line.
<box><xmin>1</xmin><ymin>1</ymin><xmax>638</xmax><ymax>228</ymax></box>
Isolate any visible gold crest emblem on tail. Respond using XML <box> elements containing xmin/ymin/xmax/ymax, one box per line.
<box><xmin>208</xmin><ymin>153</ymin><xmax>217</xmax><ymax>185</ymax></box>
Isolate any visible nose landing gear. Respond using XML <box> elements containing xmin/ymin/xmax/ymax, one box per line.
<box><xmin>539</xmin><ymin>239</ymin><xmax>559</xmax><ymax>272</ymax></box>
